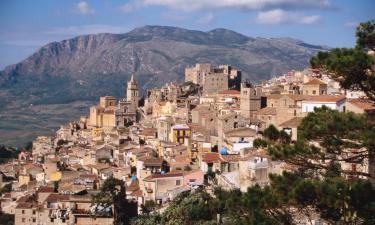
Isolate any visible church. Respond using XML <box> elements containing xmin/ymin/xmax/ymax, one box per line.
<box><xmin>88</xmin><ymin>74</ymin><xmax>139</xmax><ymax>128</ymax></box>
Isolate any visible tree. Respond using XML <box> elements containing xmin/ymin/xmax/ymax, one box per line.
<box><xmin>356</xmin><ymin>20</ymin><xmax>375</xmax><ymax>51</ymax></box>
<box><xmin>132</xmin><ymin>191</ymin><xmax>219</xmax><ymax>225</ymax></box>
<box><xmin>56</xmin><ymin>139</ymin><xmax>68</xmax><ymax>146</ymax></box>
<box><xmin>253</xmin><ymin>138</ymin><xmax>268</xmax><ymax>148</ymax></box>
<box><xmin>141</xmin><ymin>200</ymin><xmax>156</xmax><ymax>215</ymax></box>
<box><xmin>268</xmin><ymin>106</ymin><xmax>375</xmax><ymax>179</ymax></box>
<box><xmin>0</xmin><ymin>212</ymin><xmax>14</xmax><ymax>225</ymax></box>
<box><xmin>263</xmin><ymin>125</ymin><xmax>280</xmax><ymax>141</ymax></box>
<box><xmin>93</xmin><ymin>177</ymin><xmax>137</xmax><ymax>225</ymax></box>
<box><xmin>310</xmin><ymin>20</ymin><xmax>375</xmax><ymax>101</ymax></box>
<box><xmin>0</xmin><ymin>183</ymin><xmax>12</xmax><ymax>195</ymax></box>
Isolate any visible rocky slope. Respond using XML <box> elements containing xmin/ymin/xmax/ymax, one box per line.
<box><xmin>0</xmin><ymin>25</ymin><xmax>328</xmax><ymax>146</ymax></box>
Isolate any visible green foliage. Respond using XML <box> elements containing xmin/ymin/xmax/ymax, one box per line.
<box><xmin>141</xmin><ymin>200</ymin><xmax>157</xmax><ymax>215</ymax></box>
<box><xmin>0</xmin><ymin>183</ymin><xmax>12</xmax><ymax>195</ymax></box>
<box><xmin>253</xmin><ymin>138</ymin><xmax>267</xmax><ymax>148</ymax></box>
<box><xmin>131</xmin><ymin>214</ymin><xmax>161</xmax><ymax>225</ymax></box>
<box><xmin>56</xmin><ymin>139</ymin><xmax>69</xmax><ymax>146</ymax></box>
<box><xmin>0</xmin><ymin>145</ymin><xmax>18</xmax><ymax>163</ymax></box>
<box><xmin>263</xmin><ymin>125</ymin><xmax>291</xmax><ymax>144</ymax></box>
<box><xmin>310</xmin><ymin>20</ymin><xmax>375</xmax><ymax>100</ymax></box>
<box><xmin>132</xmin><ymin>191</ymin><xmax>219</xmax><ymax>225</ymax></box>
<box><xmin>356</xmin><ymin>20</ymin><xmax>375</xmax><ymax>51</ymax></box>
<box><xmin>0</xmin><ymin>212</ymin><xmax>14</xmax><ymax>225</ymax></box>
<box><xmin>263</xmin><ymin>125</ymin><xmax>280</xmax><ymax>141</ymax></box>
<box><xmin>268</xmin><ymin>106</ymin><xmax>375</xmax><ymax>178</ymax></box>
<box><xmin>93</xmin><ymin>177</ymin><xmax>137</xmax><ymax>225</ymax></box>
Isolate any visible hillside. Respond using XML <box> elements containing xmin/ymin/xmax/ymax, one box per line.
<box><xmin>0</xmin><ymin>25</ymin><xmax>328</xmax><ymax>146</ymax></box>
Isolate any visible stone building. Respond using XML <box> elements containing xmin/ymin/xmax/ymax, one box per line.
<box><xmin>127</xmin><ymin>74</ymin><xmax>139</xmax><ymax>109</ymax></box>
<box><xmin>89</xmin><ymin>96</ymin><xmax>117</xmax><ymax>128</ymax></box>
<box><xmin>217</xmin><ymin>113</ymin><xmax>248</xmax><ymax>149</ymax></box>
<box><xmin>346</xmin><ymin>99</ymin><xmax>375</xmax><ymax>115</ymax></box>
<box><xmin>302</xmin><ymin>79</ymin><xmax>327</xmax><ymax>95</ymax></box>
<box><xmin>240</xmin><ymin>81</ymin><xmax>262</xmax><ymax>118</ymax></box>
<box><xmin>89</xmin><ymin>76</ymin><xmax>138</xmax><ymax>128</ymax></box>
<box><xmin>185</xmin><ymin>63</ymin><xmax>242</xmax><ymax>94</ymax></box>
<box><xmin>116</xmin><ymin>74</ymin><xmax>139</xmax><ymax>127</ymax></box>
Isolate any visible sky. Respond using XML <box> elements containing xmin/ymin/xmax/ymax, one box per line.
<box><xmin>0</xmin><ymin>0</ymin><xmax>374</xmax><ymax>69</ymax></box>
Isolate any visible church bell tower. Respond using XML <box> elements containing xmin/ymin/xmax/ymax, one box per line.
<box><xmin>126</xmin><ymin>74</ymin><xmax>139</xmax><ymax>108</ymax></box>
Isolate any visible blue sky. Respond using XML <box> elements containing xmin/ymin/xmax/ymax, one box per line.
<box><xmin>0</xmin><ymin>0</ymin><xmax>374</xmax><ymax>69</ymax></box>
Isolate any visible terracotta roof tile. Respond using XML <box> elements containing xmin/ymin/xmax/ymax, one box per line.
<box><xmin>348</xmin><ymin>99</ymin><xmax>375</xmax><ymax>111</ymax></box>
<box><xmin>45</xmin><ymin>194</ymin><xmax>69</xmax><ymax>202</ymax></box>
<box><xmin>144</xmin><ymin>173</ymin><xmax>183</xmax><ymax>181</ymax></box>
<box><xmin>256</xmin><ymin>107</ymin><xmax>276</xmax><ymax>115</ymax></box>
<box><xmin>304</xmin><ymin>79</ymin><xmax>326</xmax><ymax>85</ymax></box>
<box><xmin>38</xmin><ymin>186</ymin><xmax>55</xmax><ymax>193</ymax></box>
<box><xmin>304</xmin><ymin>95</ymin><xmax>345</xmax><ymax>103</ymax></box>
<box><xmin>279</xmin><ymin>117</ymin><xmax>304</xmax><ymax>128</ymax></box>
<box><xmin>202</xmin><ymin>153</ymin><xmax>226</xmax><ymax>163</ymax></box>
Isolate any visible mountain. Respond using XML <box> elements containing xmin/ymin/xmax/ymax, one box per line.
<box><xmin>0</xmin><ymin>25</ymin><xmax>328</xmax><ymax>146</ymax></box>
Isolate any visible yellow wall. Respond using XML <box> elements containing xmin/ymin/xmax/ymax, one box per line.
<box><xmin>100</xmin><ymin>96</ymin><xmax>117</xmax><ymax>108</ymax></box>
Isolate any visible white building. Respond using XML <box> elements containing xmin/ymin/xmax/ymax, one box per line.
<box><xmin>302</xmin><ymin>96</ymin><xmax>346</xmax><ymax>113</ymax></box>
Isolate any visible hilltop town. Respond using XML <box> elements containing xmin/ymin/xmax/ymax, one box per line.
<box><xmin>0</xmin><ymin>62</ymin><xmax>374</xmax><ymax>225</ymax></box>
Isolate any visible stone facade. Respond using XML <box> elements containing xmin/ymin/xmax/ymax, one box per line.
<box><xmin>185</xmin><ymin>63</ymin><xmax>241</xmax><ymax>94</ymax></box>
<box><xmin>240</xmin><ymin>81</ymin><xmax>262</xmax><ymax>118</ymax></box>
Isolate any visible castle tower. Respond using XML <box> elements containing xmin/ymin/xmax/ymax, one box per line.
<box><xmin>126</xmin><ymin>74</ymin><xmax>139</xmax><ymax>108</ymax></box>
<box><xmin>240</xmin><ymin>81</ymin><xmax>262</xmax><ymax>118</ymax></box>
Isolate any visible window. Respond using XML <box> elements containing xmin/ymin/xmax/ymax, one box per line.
<box><xmin>32</xmin><ymin>210</ymin><xmax>36</xmax><ymax>215</ymax></box>
<box><xmin>22</xmin><ymin>210</ymin><xmax>25</xmax><ymax>214</ymax></box>
<box><xmin>176</xmin><ymin>180</ymin><xmax>181</xmax><ymax>186</ymax></box>
<box><xmin>22</xmin><ymin>218</ymin><xmax>25</xmax><ymax>223</ymax></box>
<box><xmin>312</xmin><ymin>90</ymin><xmax>316</xmax><ymax>95</ymax></box>
<box><xmin>32</xmin><ymin>218</ymin><xmax>36</xmax><ymax>223</ymax></box>
<box><xmin>294</xmin><ymin>110</ymin><xmax>296</xmax><ymax>116</ymax></box>
<box><xmin>51</xmin><ymin>218</ymin><xmax>54</xmax><ymax>223</ymax></box>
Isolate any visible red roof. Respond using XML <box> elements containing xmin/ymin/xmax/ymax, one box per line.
<box><xmin>202</xmin><ymin>153</ymin><xmax>226</xmax><ymax>163</ymax></box>
<box><xmin>304</xmin><ymin>79</ymin><xmax>326</xmax><ymax>85</ymax></box>
<box><xmin>304</xmin><ymin>95</ymin><xmax>345</xmax><ymax>103</ymax></box>
<box><xmin>348</xmin><ymin>99</ymin><xmax>375</xmax><ymax>111</ymax></box>
<box><xmin>45</xmin><ymin>194</ymin><xmax>69</xmax><ymax>202</ymax></box>
<box><xmin>144</xmin><ymin>172</ymin><xmax>183</xmax><ymax>181</ymax></box>
<box><xmin>38</xmin><ymin>186</ymin><xmax>55</xmax><ymax>193</ymax></box>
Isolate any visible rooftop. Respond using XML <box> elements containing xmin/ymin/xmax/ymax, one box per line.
<box><xmin>279</xmin><ymin>117</ymin><xmax>304</xmax><ymax>128</ymax></box>
<box><xmin>304</xmin><ymin>79</ymin><xmax>326</xmax><ymax>85</ymax></box>
<box><xmin>219</xmin><ymin>89</ymin><xmax>241</xmax><ymax>95</ymax></box>
<box><xmin>304</xmin><ymin>95</ymin><xmax>346</xmax><ymax>103</ymax></box>
<box><xmin>256</xmin><ymin>107</ymin><xmax>276</xmax><ymax>115</ymax></box>
<box><xmin>348</xmin><ymin>99</ymin><xmax>375</xmax><ymax>111</ymax></box>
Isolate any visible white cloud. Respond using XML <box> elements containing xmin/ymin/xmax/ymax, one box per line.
<box><xmin>121</xmin><ymin>0</ymin><xmax>330</xmax><ymax>12</ymax></box>
<box><xmin>45</xmin><ymin>24</ymin><xmax>129</xmax><ymax>36</ymax></box>
<box><xmin>197</xmin><ymin>13</ymin><xmax>214</xmax><ymax>24</ymax></box>
<box><xmin>75</xmin><ymin>1</ymin><xmax>96</xmax><ymax>15</ymax></box>
<box><xmin>255</xmin><ymin>9</ymin><xmax>320</xmax><ymax>25</ymax></box>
